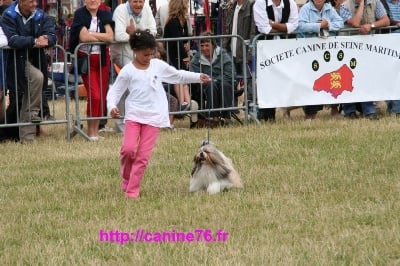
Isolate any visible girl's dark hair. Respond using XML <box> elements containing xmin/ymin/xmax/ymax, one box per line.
<box><xmin>129</xmin><ymin>30</ymin><xmax>157</xmax><ymax>50</ymax></box>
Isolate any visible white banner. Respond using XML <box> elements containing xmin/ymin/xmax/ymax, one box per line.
<box><xmin>256</xmin><ymin>34</ymin><xmax>400</xmax><ymax>108</ymax></box>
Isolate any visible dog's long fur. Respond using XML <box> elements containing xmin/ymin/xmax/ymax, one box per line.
<box><xmin>190</xmin><ymin>143</ymin><xmax>243</xmax><ymax>194</ymax></box>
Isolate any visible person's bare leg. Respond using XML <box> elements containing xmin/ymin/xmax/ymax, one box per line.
<box><xmin>88</xmin><ymin>119</ymin><xmax>100</xmax><ymax>137</ymax></box>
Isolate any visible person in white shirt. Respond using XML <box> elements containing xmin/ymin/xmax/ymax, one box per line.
<box><xmin>253</xmin><ymin>0</ymin><xmax>299</xmax><ymax>121</ymax></box>
<box><xmin>253</xmin><ymin>0</ymin><xmax>298</xmax><ymax>35</ymax></box>
<box><xmin>111</xmin><ymin>0</ymin><xmax>157</xmax><ymax>67</ymax></box>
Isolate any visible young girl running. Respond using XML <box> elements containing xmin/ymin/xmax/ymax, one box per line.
<box><xmin>107</xmin><ymin>30</ymin><xmax>211</xmax><ymax>199</ymax></box>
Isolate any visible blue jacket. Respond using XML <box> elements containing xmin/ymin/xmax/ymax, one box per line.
<box><xmin>1</xmin><ymin>1</ymin><xmax>56</xmax><ymax>95</ymax></box>
<box><xmin>297</xmin><ymin>1</ymin><xmax>344</xmax><ymax>36</ymax></box>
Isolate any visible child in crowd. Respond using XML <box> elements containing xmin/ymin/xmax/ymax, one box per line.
<box><xmin>106</xmin><ymin>30</ymin><xmax>211</xmax><ymax>199</ymax></box>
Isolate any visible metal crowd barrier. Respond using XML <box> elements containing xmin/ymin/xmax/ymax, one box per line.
<box><xmin>69</xmin><ymin>35</ymin><xmax>250</xmax><ymax>140</ymax></box>
<box><xmin>0</xmin><ymin>44</ymin><xmax>71</xmax><ymax>141</ymax></box>
<box><xmin>160</xmin><ymin>34</ymin><xmax>250</xmax><ymax>126</ymax></box>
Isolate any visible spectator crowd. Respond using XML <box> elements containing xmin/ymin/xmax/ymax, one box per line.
<box><xmin>1</xmin><ymin>0</ymin><xmax>400</xmax><ymax>143</ymax></box>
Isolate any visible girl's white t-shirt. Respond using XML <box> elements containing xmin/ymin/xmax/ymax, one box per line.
<box><xmin>107</xmin><ymin>58</ymin><xmax>202</xmax><ymax>128</ymax></box>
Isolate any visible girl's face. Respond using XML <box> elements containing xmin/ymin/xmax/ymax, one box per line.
<box><xmin>134</xmin><ymin>48</ymin><xmax>156</xmax><ymax>66</ymax></box>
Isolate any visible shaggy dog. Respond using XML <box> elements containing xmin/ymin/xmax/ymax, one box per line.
<box><xmin>190</xmin><ymin>142</ymin><xmax>243</xmax><ymax>194</ymax></box>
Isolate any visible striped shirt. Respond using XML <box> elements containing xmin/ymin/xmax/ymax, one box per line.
<box><xmin>386</xmin><ymin>0</ymin><xmax>400</xmax><ymax>20</ymax></box>
<box><xmin>343</xmin><ymin>0</ymin><xmax>387</xmax><ymax>20</ymax></box>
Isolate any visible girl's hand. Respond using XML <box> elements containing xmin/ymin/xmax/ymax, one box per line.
<box><xmin>110</xmin><ymin>107</ymin><xmax>121</xmax><ymax>118</ymax></box>
<box><xmin>200</xmin><ymin>74</ymin><xmax>212</xmax><ymax>84</ymax></box>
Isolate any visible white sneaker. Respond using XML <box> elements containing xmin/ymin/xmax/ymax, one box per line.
<box><xmin>88</xmin><ymin>136</ymin><xmax>105</xmax><ymax>141</ymax></box>
<box><xmin>190</xmin><ymin>100</ymin><xmax>199</xmax><ymax>123</ymax></box>
<box><xmin>99</xmin><ymin>126</ymin><xmax>114</xmax><ymax>133</ymax></box>
<box><xmin>88</xmin><ymin>136</ymin><xmax>99</xmax><ymax>142</ymax></box>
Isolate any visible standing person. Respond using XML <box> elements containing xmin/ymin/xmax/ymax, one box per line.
<box><xmin>111</xmin><ymin>0</ymin><xmax>156</xmax><ymax>133</ymax></box>
<box><xmin>298</xmin><ymin>0</ymin><xmax>344</xmax><ymax>36</ymax></box>
<box><xmin>253</xmin><ymin>0</ymin><xmax>298</xmax><ymax>121</ymax></box>
<box><xmin>223</xmin><ymin>0</ymin><xmax>255</xmax><ymax>116</ymax></box>
<box><xmin>297</xmin><ymin>0</ymin><xmax>344</xmax><ymax>120</ymax></box>
<box><xmin>226</xmin><ymin>0</ymin><xmax>256</xmax><ymax>77</ymax></box>
<box><xmin>339</xmin><ymin>0</ymin><xmax>389</xmax><ymax>119</ymax></box>
<box><xmin>112</xmin><ymin>0</ymin><xmax>156</xmax><ymax>67</ymax></box>
<box><xmin>383</xmin><ymin>0</ymin><xmax>400</xmax><ymax>32</ymax></box>
<box><xmin>163</xmin><ymin>0</ymin><xmax>190</xmax><ymax>70</ymax></box>
<box><xmin>0</xmin><ymin>0</ymin><xmax>10</xmax><ymax>123</ymax></box>
<box><xmin>382</xmin><ymin>0</ymin><xmax>400</xmax><ymax>115</ymax></box>
<box><xmin>107</xmin><ymin>30</ymin><xmax>211</xmax><ymax>199</ymax></box>
<box><xmin>0</xmin><ymin>17</ymin><xmax>8</xmax><ymax>124</ymax></box>
<box><xmin>1</xmin><ymin>0</ymin><xmax>57</xmax><ymax>142</ymax></box>
<box><xmin>69</xmin><ymin>0</ymin><xmax>114</xmax><ymax>141</ymax></box>
<box><xmin>163</xmin><ymin>0</ymin><xmax>192</xmax><ymax>111</ymax></box>
<box><xmin>155</xmin><ymin>0</ymin><xmax>192</xmax><ymax>38</ymax></box>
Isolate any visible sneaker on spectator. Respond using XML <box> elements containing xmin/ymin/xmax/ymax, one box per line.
<box><xmin>88</xmin><ymin>136</ymin><xmax>105</xmax><ymax>142</ymax></box>
<box><xmin>180</xmin><ymin>102</ymin><xmax>190</xmax><ymax>111</ymax></box>
<box><xmin>190</xmin><ymin>100</ymin><xmax>198</xmax><ymax>123</ymax></box>
<box><xmin>365</xmin><ymin>113</ymin><xmax>379</xmax><ymax>120</ymax></box>
<box><xmin>99</xmin><ymin>126</ymin><xmax>114</xmax><ymax>133</ymax></box>
<box><xmin>345</xmin><ymin>112</ymin><xmax>358</xmax><ymax>119</ymax></box>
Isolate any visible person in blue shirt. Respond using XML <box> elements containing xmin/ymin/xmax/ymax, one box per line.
<box><xmin>298</xmin><ymin>0</ymin><xmax>344</xmax><ymax>37</ymax></box>
<box><xmin>339</xmin><ymin>0</ymin><xmax>389</xmax><ymax>119</ymax></box>
<box><xmin>297</xmin><ymin>0</ymin><xmax>344</xmax><ymax>120</ymax></box>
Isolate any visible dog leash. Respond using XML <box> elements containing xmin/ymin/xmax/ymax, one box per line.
<box><xmin>201</xmin><ymin>110</ymin><xmax>212</xmax><ymax>147</ymax></box>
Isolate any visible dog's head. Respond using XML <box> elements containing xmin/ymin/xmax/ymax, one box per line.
<box><xmin>191</xmin><ymin>142</ymin><xmax>231</xmax><ymax>180</ymax></box>
<box><xmin>194</xmin><ymin>143</ymin><xmax>219</xmax><ymax>165</ymax></box>
<box><xmin>190</xmin><ymin>141</ymin><xmax>242</xmax><ymax>193</ymax></box>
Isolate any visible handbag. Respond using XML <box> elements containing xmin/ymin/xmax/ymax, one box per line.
<box><xmin>77</xmin><ymin>56</ymin><xmax>88</xmax><ymax>75</ymax></box>
<box><xmin>77</xmin><ymin>46</ymin><xmax>92</xmax><ymax>75</ymax></box>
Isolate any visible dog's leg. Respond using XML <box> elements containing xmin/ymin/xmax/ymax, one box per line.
<box><xmin>219</xmin><ymin>179</ymin><xmax>234</xmax><ymax>192</ymax></box>
<box><xmin>189</xmin><ymin>177</ymin><xmax>204</xmax><ymax>193</ymax></box>
<box><xmin>207</xmin><ymin>182</ymin><xmax>221</xmax><ymax>194</ymax></box>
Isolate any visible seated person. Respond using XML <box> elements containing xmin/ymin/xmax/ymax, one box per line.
<box><xmin>189</xmin><ymin>31</ymin><xmax>235</xmax><ymax>126</ymax></box>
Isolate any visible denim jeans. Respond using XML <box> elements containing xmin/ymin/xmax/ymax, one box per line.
<box><xmin>342</xmin><ymin>102</ymin><xmax>375</xmax><ymax>116</ymax></box>
<box><xmin>386</xmin><ymin>100</ymin><xmax>400</xmax><ymax>114</ymax></box>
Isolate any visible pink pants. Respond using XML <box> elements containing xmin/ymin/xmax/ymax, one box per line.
<box><xmin>120</xmin><ymin>120</ymin><xmax>160</xmax><ymax>198</ymax></box>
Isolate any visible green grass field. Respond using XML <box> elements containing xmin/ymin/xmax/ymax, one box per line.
<box><xmin>1</xmin><ymin>105</ymin><xmax>399</xmax><ymax>265</ymax></box>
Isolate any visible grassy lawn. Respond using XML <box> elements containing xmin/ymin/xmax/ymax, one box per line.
<box><xmin>1</xmin><ymin>104</ymin><xmax>399</xmax><ymax>265</ymax></box>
